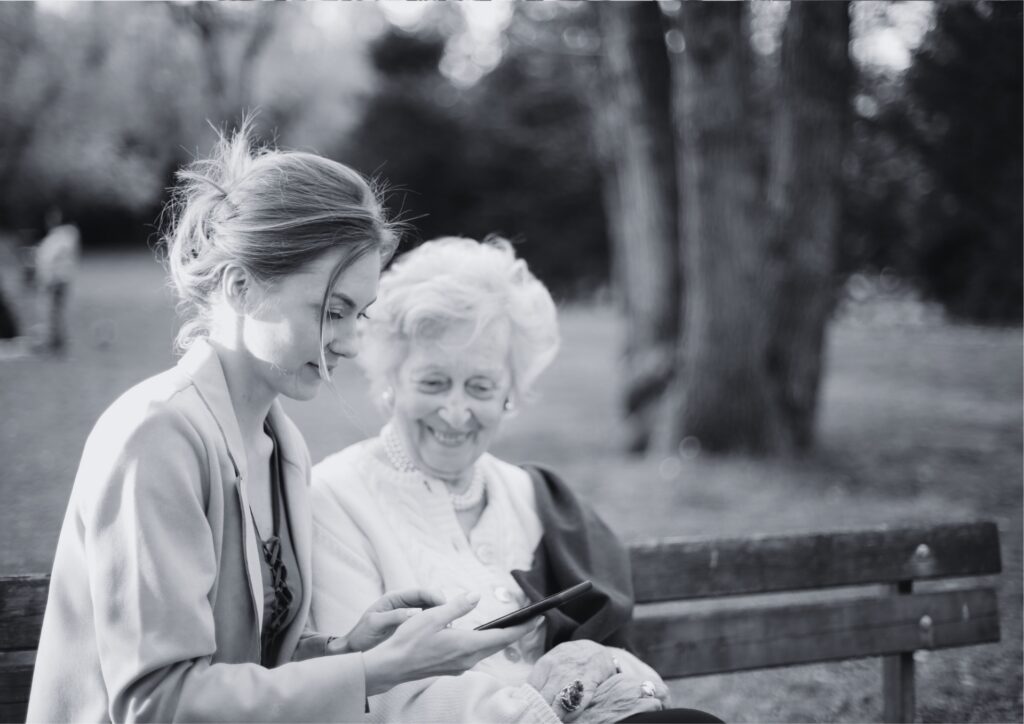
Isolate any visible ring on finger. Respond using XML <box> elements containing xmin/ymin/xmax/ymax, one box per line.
<box><xmin>557</xmin><ymin>679</ymin><xmax>585</xmax><ymax>712</ymax></box>
<box><xmin>612</xmin><ymin>656</ymin><xmax>622</xmax><ymax>674</ymax></box>
<box><xmin>640</xmin><ymin>680</ymin><xmax>656</xmax><ymax>698</ymax></box>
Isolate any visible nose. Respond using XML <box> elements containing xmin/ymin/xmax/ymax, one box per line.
<box><xmin>438</xmin><ymin>391</ymin><xmax>472</xmax><ymax>429</ymax></box>
<box><xmin>324</xmin><ymin>322</ymin><xmax>358</xmax><ymax>360</ymax></box>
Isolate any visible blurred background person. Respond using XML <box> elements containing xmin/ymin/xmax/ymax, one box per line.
<box><xmin>32</xmin><ymin>208</ymin><xmax>80</xmax><ymax>354</ymax></box>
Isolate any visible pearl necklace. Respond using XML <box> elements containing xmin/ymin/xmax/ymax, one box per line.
<box><xmin>381</xmin><ymin>424</ymin><xmax>486</xmax><ymax>511</ymax></box>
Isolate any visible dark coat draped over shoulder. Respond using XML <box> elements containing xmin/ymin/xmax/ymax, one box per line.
<box><xmin>511</xmin><ymin>464</ymin><xmax>635</xmax><ymax>651</ymax></box>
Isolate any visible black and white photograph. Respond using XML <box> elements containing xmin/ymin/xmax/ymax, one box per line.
<box><xmin>0</xmin><ymin>2</ymin><xmax>1020</xmax><ymax>722</ymax></box>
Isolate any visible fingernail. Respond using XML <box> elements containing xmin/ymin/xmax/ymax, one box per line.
<box><xmin>463</xmin><ymin>591</ymin><xmax>481</xmax><ymax>605</ymax></box>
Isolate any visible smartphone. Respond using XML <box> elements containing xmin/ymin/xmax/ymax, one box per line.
<box><xmin>473</xmin><ymin>580</ymin><xmax>593</xmax><ymax>630</ymax></box>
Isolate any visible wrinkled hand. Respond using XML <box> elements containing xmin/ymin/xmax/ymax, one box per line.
<box><xmin>576</xmin><ymin>674</ymin><xmax>669</xmax><ymax>724</ymax></box>
<box><xmin>527</xmin><ymin>641</ymin><xmax>618</xmax><ymax>721</ymax></box>
<box><xmin>345</xmin><ymin>588</ymin><xmax>446</xmax><ymax>653</ymax></box>
<box><xmin>607</xmin><ymin>649</ymin><xmax>668</xmax><ymax>699</ymax></box>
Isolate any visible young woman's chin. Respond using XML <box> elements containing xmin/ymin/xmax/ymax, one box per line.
<box><xmin>283</xmin><ymin>365</ymin><xmax>328</xmax><ymax>401</ymax></box>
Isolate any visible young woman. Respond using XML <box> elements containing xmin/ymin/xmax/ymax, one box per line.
<box><xmin>27</xmin><ymin>129</ymin><xmax>533</xmax><ymax>723</ymax></box>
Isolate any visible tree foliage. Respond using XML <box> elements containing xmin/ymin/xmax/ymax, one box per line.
<box><xmin>339</xmin><ymin>9</ymin><xmax>608</xmax><ymax>295</ymax></box>
<box><xmin>845</xmin><ymin>2</ymin><xmax>1022</xmax><ymax>323</ymax></box>
<box><xmin>900</xmin><ymin>2</ymin><xmax>1022</xmax><ymax>322</ymax></box>
<box><xmin>0</xmin><ymin>3</ymin><xmax>375</xmax><ymax>245</ymax></box>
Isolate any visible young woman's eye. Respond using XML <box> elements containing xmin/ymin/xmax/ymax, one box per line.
<box><xmin>327</xmin><ymin>309</ymin><xmax>345</xmax><ymax>321</ymax></box>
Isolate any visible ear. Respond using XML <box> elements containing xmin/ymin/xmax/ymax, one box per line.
<box><xmin>220</xmin><ymin>264</ymin><xmax>251</xmax><ymax>314</ymax></box>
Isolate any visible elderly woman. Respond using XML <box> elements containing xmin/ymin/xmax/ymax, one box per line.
<box><xmin>311</xmin><ymin>237</ymin><xmax>720</xmax><ymax>723</ymax></box>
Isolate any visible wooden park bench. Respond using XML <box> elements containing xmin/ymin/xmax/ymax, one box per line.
<box><xmin>0</xmin><ymin>520</ymin><xmax>1001</xmax><ymax>722</ymax></box>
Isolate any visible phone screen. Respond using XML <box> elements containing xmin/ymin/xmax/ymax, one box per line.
<box><xmin>473</xmin><ymin>580</ymin><xmax>593</xmax><ymax>630</ymax></box>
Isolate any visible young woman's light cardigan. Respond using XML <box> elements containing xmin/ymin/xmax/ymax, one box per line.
<box><xmin>28</xmin><ymin>340</ymin><xmax>368</xmax><ymax>722</ymax></box>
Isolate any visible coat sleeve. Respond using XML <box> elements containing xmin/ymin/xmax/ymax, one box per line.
<box><xmin>309</xmin><ymin>477</ymin><xmax>559</xmax><ymax>724</ymax></box>
<box><xmin>79</xmin><ymin>406</ymin><xmax>367</xmax><ymax>723</ymax></box>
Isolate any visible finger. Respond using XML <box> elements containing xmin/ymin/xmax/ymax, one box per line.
<box><xmin>634</xmin><ymin>698</ymin><xmax>663</xmax><ymax>715</ymax></box>
<box><xmin>374</xmin><ymin>588</ymin><xmax>446</xmax><ymax>612</ymax></box>
<box><xmin>623</xmin><ymin>676</ymin><xmax>667</xmax><ymax>712</ymax></box>
<box><xmin>576</xmin><ymin>678</ymin><xmax>599</xmax><ymax>714</ymax></box>
<box><xmin>526</xmin><ymin>654</ymin><xmax>552</xmax><ymax>690</ymax></box>
<box><xmin>578</xmin><ymin>663</ymin><xmax>618</xmax><ymax>715</ymax></box>
<box><xmin>369</xmin><ymin>608</ymin><xmax>420</xmax><ymax>631</ymax></box>
<box><xmin>443</xmin><ymin>616</ymin><xmax>541</xmax><ymax>666</ymax></box>
<box><xmin>474</xmin><ymin>615</ymin><xmax>542</xmax><ymax>647</ymax></box>
<box><xmin>419</xmin><ymin>591</ymin><xmax>481</xmax><ymax>628</ymax></box>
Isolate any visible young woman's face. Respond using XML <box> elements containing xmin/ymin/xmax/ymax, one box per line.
<box><xmin>243</xmin><ymin>248</ymin><xmax>380</xmax><ymax>402</ymax></box>
<box><xmin>391</xmin><ymin>320</ymin><xmax>512</xmax><ymax>484</ymax></box>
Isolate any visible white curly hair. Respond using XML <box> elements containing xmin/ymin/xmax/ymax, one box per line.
<box><xmin>358</xmin><ymin>236</ymin><xmax>561</xmax><ymax>408</ymax></box>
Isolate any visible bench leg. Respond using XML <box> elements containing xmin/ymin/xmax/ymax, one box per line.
<box><xmin>882</xmin><ymin>581</ymin><xmax>915</xmax><ymax>723</ymax></box>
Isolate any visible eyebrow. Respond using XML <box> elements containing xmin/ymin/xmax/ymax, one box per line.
<box><xmin>323</xmin><ymin>294</ymin><xmax>377</xmax><ymax>309</ymax></box>
<box><xmin>411</xmin><ymin>366</ymin><xmax>506</xmax><ymax>377</ymax></box>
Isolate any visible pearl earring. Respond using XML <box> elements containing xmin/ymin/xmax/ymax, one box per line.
<box><xmin>382</xmin><ymin>387</ymin><xmax>394</xmax><ymax>407</ymax></box>
<box><xmin>503</xmin><ymin>398</ymin><xmax>515</xmax><ymax>413</ymax></box>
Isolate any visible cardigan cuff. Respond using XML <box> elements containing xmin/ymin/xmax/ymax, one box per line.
<box><xmin>512</xmin><ymin>683</ymin><xmax>562</xmax><ymax>724</ymax></box>
<box><xmin>292</xmin><ymin>632</ymin><xmax>334</xmax><ymax>661</ymax></box>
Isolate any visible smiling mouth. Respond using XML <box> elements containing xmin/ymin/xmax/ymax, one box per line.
<box><xmin>426</xmin><ymin>426</ymin><xmax>474</xmax><ymax>447</ymax></box>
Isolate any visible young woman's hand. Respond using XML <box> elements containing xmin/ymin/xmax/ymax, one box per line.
<box><xmin>361</xmin><ymin>592</ymin><xmax>539</xmax><ymax>696</ymax></box>
<box><xmin>526</xmin><ymin>640</ymin><xmax>619</xmax><ymax>721</ymax></box>
<box><xmin>338</xmin><ymin>588</ymin><xmax>447</xmax><ymax>653</ymax></box>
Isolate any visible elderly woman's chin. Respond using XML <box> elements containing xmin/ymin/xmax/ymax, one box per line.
<box><xmin>409</xmin><ymin>422</ymin><xmax>492</xmax><ymax>478</ymax></box>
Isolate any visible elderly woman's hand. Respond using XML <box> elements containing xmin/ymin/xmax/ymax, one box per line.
<box><xmin>527</xmin><ymin>640</ymin><xmax>619</xmax><ymax>721</ymax></box>
<box><xmin>576</xmin><ymin>674</ymin><xmax>669</xmax><ymax>724</ymax></box>
<box><xmin>338</xmin><ymin>588</ymin><xmax>447</xmax><ymax>653</ymax></box>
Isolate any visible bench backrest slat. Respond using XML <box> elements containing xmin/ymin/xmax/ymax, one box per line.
<box><xmin>630</xmin><ymin>586</ymin><xmax>1000</xmax><ymax>678</ymax></box>
<box><xmin>0</xmin><ymin>576</ymin><xmax>49</xmax><ymax>652</ymax></box>
<box><xmin>0</xmin><ymin>520</ymin><xmax>1003</xmax><ymax>724</ymax></box>
<box><xmin>629</xmin><ymin>521</ymin><xmax>1001</xmax><ymax>603</ymax></box>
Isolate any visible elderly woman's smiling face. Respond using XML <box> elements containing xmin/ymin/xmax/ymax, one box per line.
<box><xmin>391</xmin><ymin>319</ymin><xmax>512</xmax><ymax>485</ymax></box>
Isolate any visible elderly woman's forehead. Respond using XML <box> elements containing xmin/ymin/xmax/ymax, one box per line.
<box><xmin>405</xmin><ymin>320</ymin><xmax>508</xmax><ymax>358</ymax></box>
<box><xmin>415</xmin><ymin>316</ymin><xmax>508</xmax><ymax>344</ymax></box>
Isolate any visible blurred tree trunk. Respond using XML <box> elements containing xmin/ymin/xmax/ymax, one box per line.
<box><xmin>660</xmin><ymin>2</ymin><xmax>781</xmax><ymax>454</ymax></box>
<box><xmin>765</xmin><ymin>2</ymin><xmax>852</xmax><ymax>450</ymax></box>
<box><xmin>169</xmin><ymin>4</ymin><xmax>276</xmax><ymax>126</ymax></box>
<box><xmin>592</xmin><ymin>2</ymin><xmax>680</xmax><ymax>454</ymax></box>
<box><xmin>661</xmin><ymin>2</ymin><xmax>851</xmax><ymax>456</ymax></box>
<box><xmin>0</xmin><ymin>290</ymin><xmax>17</xmax><ymax>339</ymax></box>
<box><xmin>0</xmin><ymin>5</ymin><xmax>63</xmax><ymax>223</ymax></box>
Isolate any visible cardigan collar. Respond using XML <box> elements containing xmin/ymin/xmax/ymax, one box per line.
<box><xmin>176</xmin><ymin>338</ymin><xmax>314</xmax><ymax>646</ymax></box>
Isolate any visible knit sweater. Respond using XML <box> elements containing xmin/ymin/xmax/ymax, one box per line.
<box><xmin>311</xmin><ymin>438</ymin><xmax>558</xmax><ymax>723</ymax></box>
<box><xmin>310</xmin><ymin>436</ymin><xmax>660</xmax><ymax>723</ymax></box>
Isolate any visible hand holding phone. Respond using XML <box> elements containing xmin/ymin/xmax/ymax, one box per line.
<box><xmin>474</xmin><ymin>580</ymin><xmax>593</xmax><ymax>631</ymax></box>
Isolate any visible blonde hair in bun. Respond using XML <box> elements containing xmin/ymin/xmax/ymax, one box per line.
<box><xmin>161</xmin><ymin>117</ymin><xmax>401</xmax><ymax>353</ymax></box>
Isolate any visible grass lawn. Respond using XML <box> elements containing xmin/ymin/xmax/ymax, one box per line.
<box><xmin>1</xmin><ymin>251</ymin><xmax>1020</xmax><ymax>722</ymax></box>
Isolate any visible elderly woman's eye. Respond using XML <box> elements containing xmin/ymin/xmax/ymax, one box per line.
<box><xmin>468</xmin><ymin>380</ymin><xmax>497</xmax><ymax>397</ymax></box>
<box><xmin>418</xmin><ymin>378</ymin><xmax>447</xmax><ymax>392</ymax></box>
